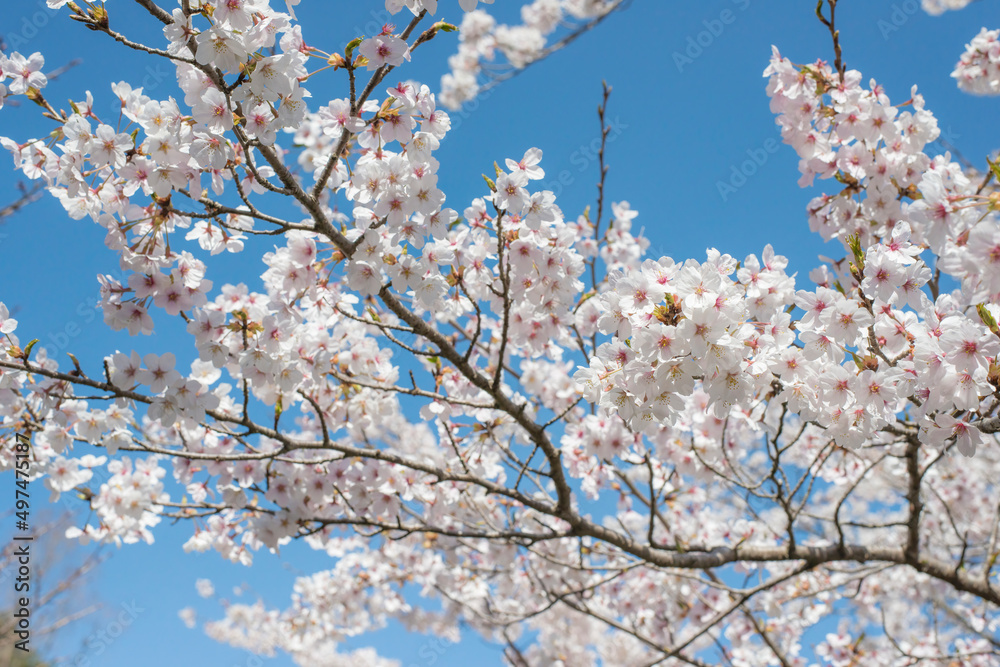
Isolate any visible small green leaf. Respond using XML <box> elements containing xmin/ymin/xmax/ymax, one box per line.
<box><xmin>978</xmin><ymin>303</ymin><xmax>999</xmax><ymax>335</ymax></box>
<box><xmin>845</xmin><ymin>233</ymin><xmax>865</xmax><ymax>272</ymax></box>
<box><xmin>22</xmin><ymin>339</ymin><xmax>39</xmax><ymax>361</ymax></box>
<box><xmin>345</xmin><ymin>37</ymin><xmax>363</xmax><ymax>59</ymax></box>
<box><xmin>988</xmin><ymin>156</ymin><xmax>1000</xmax><ymax>184</ymax></box>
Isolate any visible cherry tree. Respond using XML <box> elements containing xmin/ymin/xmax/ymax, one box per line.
<box><xmin>2</xmin><ymin>0</ymin><xmax>1000</xmax><ymax>664</ymax></box>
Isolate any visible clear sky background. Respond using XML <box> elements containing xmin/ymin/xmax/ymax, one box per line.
<box><xmin>0</xmin><ymin>1</ymin><xmax>998</xmax><ymax>665</ymax></box>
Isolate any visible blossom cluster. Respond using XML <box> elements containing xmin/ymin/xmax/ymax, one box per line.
<box><xmin>921</xmin><ymin>0</ymin><xmax>975</xmax><ymax>14</ymax></box>
<box><xmin>66</xmin><ymin>457</ymin><xmax>168</xmax><ymax>545</ymax></box>
<box><xmin>435</xmin><ymin>0</ymin><xmax>619</xmax><ymax>109</ymax></box>
<box><xmin>953</xmin><ymin>27</ymin><xmax>1000</xmax><ymax>95</ymax></box>
<box><xmin>576</xmin><ymin>44</ymin><xmax>1000</xmax><ymax>468</ymax></box>
<box><xmin>387</xmin><ymin>0</ymin><xmax>494</xmax><ymax>14</ymax></box>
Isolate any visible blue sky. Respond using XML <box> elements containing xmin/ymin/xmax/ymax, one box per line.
<box><xmin>0</xmin><ymin>1</ymin><xmax>998</xmax><ymax>665</ymax></box>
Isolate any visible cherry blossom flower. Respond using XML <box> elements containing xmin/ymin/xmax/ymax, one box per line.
<box><xmin>0</xmin><ymin>302</ymin><xmax>17</xmax><ymax>334</ymax></box>
<box><xmin>2</xmin><ymin>52</ymin><xmax>47</xmax><ymax>95</ymax></box>
<box><xmin>139</xmin><ymin>353</ymin><xmax>182</xmax><ymax>394</ymax></box>
<box><xmin>358</xmin><ymin>34</ymin><xmax>410</xmax><ymax>70</ymax></box>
